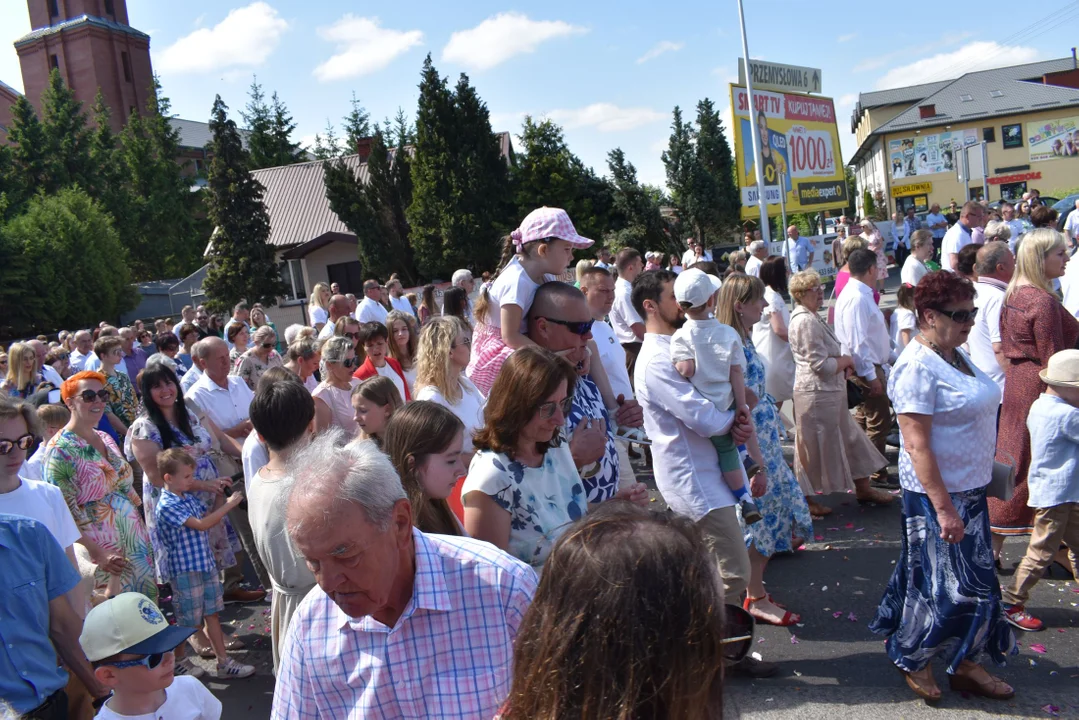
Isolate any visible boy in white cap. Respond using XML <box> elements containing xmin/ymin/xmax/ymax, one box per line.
<box><xmin>1002</xmin><ymin>349</ymin><xmax>1079</xmax><ymax>632</ymax></box>
<box><xmin>80</xmin><ymin>592</ymin><xmax>221</xmax><ymax>719</ymax></box>
<box><xmin>670</xmin><ymin>268</ymin><xmax>767</xmax><ymax>524</ymax></box>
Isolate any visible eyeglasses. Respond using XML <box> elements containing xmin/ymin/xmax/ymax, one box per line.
<box><xmin>340</xmin><ymin>356</ymin><xmax>360</xmax><ymax>369</ymax></box>
<box><xmin>79</xmin><ymin>389</ymin><xmax>110</xmax><ymax>403</ymax></box>
<box><xmin>99</xmin><ymin>652</ymin><xmax>166</xmax><ymax>670</ymax></box>
<box><xmin>261</xmin><ymin>343</ymin><xmax>274</xmax><ymax>349</ymax></box>
<box><xmin>451</xmin><ymin>336</ymin><xmax>472</xmax><ymax>349</ymax></box>
<box><xmin>538</xmin><ymin>317</ymin><xmax>594</xmax><ymax>336</ymax></box>
<box><xmin>0</xmin><ymin>434</ymin><xmax>34</xmax><ymax>455</ymax></box>
<box><xmin>933</xmin><ymin>307</ymin><xmax>979</xmax><ymax>324</ymax></box>
<box><xmin>343</xmin><ymin>332</ymin><xmax>360</xmax><ymax>341</ymax></box>
<box><xmin>537</xmin><ymin>396</ymin><xmax>575</xmax><ymax>419</ymax></box>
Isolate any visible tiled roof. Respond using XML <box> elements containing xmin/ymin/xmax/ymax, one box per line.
<box><xmin>0</xmin><ymin>79</ymin><xmax>22</xmax><ymax>98</ymax></box>
<box><xmin>857</xmin><ymin>80</ymin><xmax>953</xmax><ymax>111</ymax></box>
<box><xmin>169</xmin><ymin>117</ymin><xmax>250</xmax><ymax>151</ymax></box>
<box><xmin>14</xmin><ymin>14</ymin><xmax>149</xmax><ymax>47</ymax></box>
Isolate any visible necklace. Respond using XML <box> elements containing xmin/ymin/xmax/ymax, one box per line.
<box><xmin>918</xmin><ymin>336</ymin><xmax>972</xmax><ymax>375</ymax></box>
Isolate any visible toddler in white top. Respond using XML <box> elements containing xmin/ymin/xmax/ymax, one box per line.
<box><xmin>670</xmin><ymin>269</ymin><xmax>768</xmax><ymax>523</ymax></box>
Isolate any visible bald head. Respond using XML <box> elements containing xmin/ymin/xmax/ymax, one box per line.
<box><xmin>528</xmin><ymin>281</ymin><xmax>587</xmax><ymax>321</ymax></box>
<box><xmin>329</xmin><ymin>294</ymin><xmax>350</xmax><ymax>320</ymax></box>
<box><xmin>73</xmin><ymin>330</ymin><xmax>92</xmax><ymax>354</ymax></box>
<box><xmin>26</xmin><ymin>339</ymin><xmax>47</xmax><ymax>364</ymax></box>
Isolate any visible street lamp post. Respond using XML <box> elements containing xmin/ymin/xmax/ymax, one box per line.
<box><xmin>737</xmin><ymin>0</ymin><xmax>771</xmax><ymax>244</ymax></box>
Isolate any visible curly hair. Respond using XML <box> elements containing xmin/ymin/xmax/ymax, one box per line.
<box><xmin>913</xmin><ymin>270</ymin><xmax>975</xmax><ymax>328</ymax></box>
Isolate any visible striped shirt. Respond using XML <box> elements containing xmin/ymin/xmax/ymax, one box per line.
<box><xmin>271</xmin><ymin>528</ymin><xmax>537</xmax><ymax>720</ymax></box>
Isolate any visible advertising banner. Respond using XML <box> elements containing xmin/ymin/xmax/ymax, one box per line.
<box><xmin>730</xmin><ymin>85</ymin><xmax>847</xmax><ymax>221</ymax></box>
<box><xmin>767</xmin><ymin>234</ymin><xmax>837</xmax><ymax>279</ymax></box>
<box><xmin>888</xmin><ymin>129</ymin><xmax>977</xmax><ymax>179</ymax></box>
<box><xmin>1027</xmin><ymin>115</ymin><xmax>1079</xmax><ymax>162</ymax></box>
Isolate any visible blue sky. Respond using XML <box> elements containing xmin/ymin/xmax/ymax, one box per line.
<box><xmin>3</xmin><ymin>0</ymin><xmax>1076</xmax><ymax>188</ymax></box>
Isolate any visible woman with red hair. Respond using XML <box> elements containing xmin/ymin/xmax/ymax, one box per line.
<box><xmin>44</xmin><ymin>371</ymin><xmax>156</xmax><ymax>602</ymax></box>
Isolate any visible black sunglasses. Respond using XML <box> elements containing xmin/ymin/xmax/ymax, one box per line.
<box><xmin>79</xmin><ymin>389</ymin><xmax>110</xmax><ymax>403</ymax></box>
<box><xmin>341</xmin><ymin>356</ymin><xmax>360</xmax><ymax>369</ymax></box>
<box><xmin>343</xmin><ymin>332</ymin><xmax>360</xmax><ymax>341</ymax></box>
<box><xmin>537</xmin><ymin>396</ymin><xmax>575</xmax><ymax>419</ymax></box>
<box><xmin>933</xmin><ymin>307</ymin><xmax>979</xmax><ymax>324</ymax></box>
<box><xmin>0</xmin><ymin>434</ymin><xmax>34</xmax><ymax>455</ymax></box>
<box><xmin>539</xmin><ymin>317</ymin><xmax>594</xmax><ymax>336</ymax></box>
<box><xmin>261</xmin><ymin>343</ymin><xmax>274</xmax><ymax>349</ymax></box>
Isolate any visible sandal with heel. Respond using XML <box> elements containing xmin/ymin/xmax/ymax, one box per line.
<box><xmin>743</xmin><ymin>594</ymin><xmax>799</xmax><ymax>626</ymax></box>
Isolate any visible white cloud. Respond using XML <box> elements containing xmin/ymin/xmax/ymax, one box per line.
<box><xmin>875</xmin><ymin>41</ymin><xmax>1040</xmax><ymax>90</ymax></box>
<box><xmin>836</xmin><ymin>93</ymin><xmax>858</xmax><ymax>108</ymax></box>
<box><xmin>854</xmin><ymin>31</ymin><xmax>975</xmax><ymax>73</ymax></box>
<box><xmin>838</xmin><ymin>33</ymin><xmax>856</xmax><ymax>43</ymax></box>
<box><xmin>442</xmin><ymin>13</ymin><xmax>587</xmax><ymax>71</ymax></box>
<box><xmin>157</xmin><ymin>2</ymin><xmax>288</xmax><ymax>75</ymax></box>
<box><xmin>312</xmin><ymin>15</ymin><xmax>423</xmax><ymax>82</ymax></box>
<box><xmin>637</xmin><ymin>40</ymin><xmax>684</xmax><ymax>64</ymax></box>
<box><xmin>547</xmin><ymin>103</ymin><xmax>665</xmax><ymax>132</ymax></box>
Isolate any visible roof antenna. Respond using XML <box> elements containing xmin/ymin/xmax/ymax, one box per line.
<box><xmin>1073</xmin><ymin>47</ymin><xmax>1077</xmax><ymax>70</ymax></box>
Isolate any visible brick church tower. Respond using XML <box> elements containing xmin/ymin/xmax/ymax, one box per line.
<box><xmin>14</xmin><ymin>0</ymin><xmax>154</xmax><ymax>133</ymax></box>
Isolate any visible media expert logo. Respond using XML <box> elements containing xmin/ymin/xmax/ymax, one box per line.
<box><xmin>798</xmin><ymin>180</ymin><xmax>847</xmax><ymax>206</ymax></box>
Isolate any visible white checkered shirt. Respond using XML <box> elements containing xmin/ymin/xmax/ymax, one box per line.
<box><xmin>154</xmin><ymin>490</ymin><xmax>215</xmax><ymax>575</ymax></box>
<box><xmin>271</xmin><ymin>529</ymin><xmax>537</xmax><ymax>720</ymax></box>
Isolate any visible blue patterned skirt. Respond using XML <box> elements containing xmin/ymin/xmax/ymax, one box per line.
<box><xmin>869</xmin><ymin>487</ymin><xmax>1016</xmax><ymax>673</ymax></box>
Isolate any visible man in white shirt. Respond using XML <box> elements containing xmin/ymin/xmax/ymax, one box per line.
<box><xmin>968</xmin><ymin>243</ymin><xmax>1014</xmax><ymax>406</ymax></box>
<box><xmin>609</xmin><ymin>248</ymin><xmax>645</xmax><ymax>382</ymax></box>
<box><xmin>26</xmin><ymin>339</ymin><xmax>64</xmax><ymax>387</ymax></box>
<box><xmin>317</xmin><ymin>295</ymin><xmax>353</xmax><ymax>341</ymax></box>
<box><xmin>1001</xmin><ymin>202</ymin><xmax>1026</xmax><ymax>253</ymax></box>
<box><xmin>68</xmin><ymin>330</ymin><xmax>93</xmax><ymax>372</ymax></box>
<box><xmin>783</xmin><ymin>225</ymin><xmax>814</xmax><ymax>272</ymax></box>
<box><xmin>941</xmin><ymin>201</ymin><xmax>986</xmax><ymax>272</ymax></box>
<box><xmin>446</xmin><ymin>269</ymin><xmax>475</xmax><ymax>323</ymax></box>
<box><xmin>925</xmin><ymin>203</ymin><xmax>949</xmax><ymax>259</ymax></box>
<box><xmin>630</xmin><ymin>271</ymin><xmax>774</xmax><ymax>677</ymax></box>
<box><xmin>172</xmin><ymin>305</ymin><xmax>196</xmax><ymax>339</ymax></box>
<box><xmin>1064</xmin><ymin>199</ymin><xmax>1079</xmax><ymax>251</ymax></box>
<box><xmin>834</xmin><ymin>249</ymin><xmax>892</xmax><ymax>485</ymax></box>
<box><xmin>594</xmin><ymin>247</ymin><xmax>613</xmax><ymax>270</ymax></box>
<box><xmin>355</xmin><ymin>279</ymin><xmax>389</xmax><ymax>325</ymax></box>
<box><xmin>1061</xmin><ymin>239</ymin><xmax>1079</xmax><ymax>319</ymax></box>
<box><xmin>745</xmin><ymin>241</ymin><xmax>767</xmax><ymax>277</ymax></box>
<box><xmin>386</xmin><ymin>278</ymin><xmax>417</xmax><ymax>318</ymax></box>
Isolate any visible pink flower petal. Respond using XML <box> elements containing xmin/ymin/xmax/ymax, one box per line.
<box><xmin>1041</xmin><ymin>704</ymin><xmax>1059</xmax><ymax>716</ymax></box>
<box><xmin>1030</xmin><ymin>643</ymin><xmax>1048</xmax><ymax>654</ymax></box>
<box><xmin>845</xmin><ymin>523</ymin><xmax>855</xmax><ymax>529</ymax></box>
<box><xmin>855</xmin><ymin>528</ymin><xmax>865</xmax><ymax>532</ymax></box>
<box><xmin>814</xmin><ymin>535</ymin><xmax>824</xmax><ymax>541</ymax></box>
<box><xmin>833</xmin><ymin>611</ymin><xmax>844</xmax><ymax>618</ymax></box>
<box><xmin>847</xmin><ymin>612</ymin><xmax>858</xmax><ymax>622</ymax></box>
<box><xmin>757</xmin><ymin>637</ymin><xmax>765</xmax><ymax>643</ymax></box>
<box><xmin>790</xmin><ymin>635</ymin><xmax>799</xmax><ymax>644</ymax></box>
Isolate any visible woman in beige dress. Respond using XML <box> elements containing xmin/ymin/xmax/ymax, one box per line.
<box><xmin>787</xmin><ymin>269</ymin><xmax>893</xmax><ymax>515</ymax></box>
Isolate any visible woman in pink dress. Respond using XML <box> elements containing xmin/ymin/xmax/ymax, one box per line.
<box><xmin>861</xmin><ymin>219</ymin><xmax>889</xmax><ymax>294</ymax></box>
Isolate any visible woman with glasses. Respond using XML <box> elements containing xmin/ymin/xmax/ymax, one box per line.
<box><xmin>284</xmin><ymin>338</ymin><xmax>320</xmax><ymax>393</ymax></box>
<box><xmin>44</xmin><ymin>371</ymin><xmax>157</xmax><ymax>603</ymax></box>
<box><xmin>95</xmin><ymin>336</ymin><xmax>137</xmax><ymax>438</ymax></box>
<box><xmin>1</xmin><ymin>342</ymin><xmax>42</xmax><ymax>399</ymax></box>
<box><xmin>386</xmin><ymin>310</ymin><xmax>419</xmax><ymax>391</ymax></box>
<box><xmin>788</xmin><ymin>270</ymin><xmax>892</xmax><ymax>514</ymax></box>
<box><xmin>313</xmin><ymin>336</ymin><xmax>361</xmax><ymax>434</ymax></box>
<box><xmin>871</xmin><ymin>271</ymin><xmax>1016</xmax><ymax>702</ymax></box>
<box><xmin>232</xmin><ymin>326</ymin><xmax>283</xmax><ymax>391</ymax></box>
<box><xmin>44</xmin><ymin>347</ymin><xmax>72</xmax><ymax>380</ymax></box>
<box><xmin>462</xmin><ymin>347</ymin><xmax>588</xmax><ymax>568</ymax></box>
<box><xmin>415</xmin><ymin>317</ymin><xmax>486</xmax><ymax>466</ymax></box>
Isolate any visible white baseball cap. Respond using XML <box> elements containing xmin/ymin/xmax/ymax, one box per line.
<box><xmin>80</xmin><ymin>592</ymin><xmax>196</xmax><ymax>662</ymax></box>
<box><xmin>673</xmin><ymin>268</ymin><xmax>723</xmax><ymax>308</ymax></box>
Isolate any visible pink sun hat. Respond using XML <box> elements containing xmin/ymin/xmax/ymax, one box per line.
<box><xmin>511</xmin><ymin>207</ymin><xmax>594</xmax><ymax>250</ymax></box>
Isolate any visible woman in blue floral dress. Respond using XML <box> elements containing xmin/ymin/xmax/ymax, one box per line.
<box><xmin>718</xmin><ymin>273</ymin><xmax>814</xmax><ymax>627</ymax></box>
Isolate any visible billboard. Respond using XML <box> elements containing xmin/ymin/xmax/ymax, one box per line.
<box><xmin>887</xmin><ymin>129</ymin><xmax>977</xmax><ymax>179</ymax></box>
<box><xmin>1027</xmin><ymin>115</ymin><xmax>1079</xmax><ymax>162</ymax></box>
<box><xmin>730</xmin><ymin>85</ymin><xmax>847</xmax><ymax>221</ymax></box>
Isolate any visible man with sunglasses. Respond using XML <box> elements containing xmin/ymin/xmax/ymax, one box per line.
<box><xmin>81</xmin><ymin>592</ymin><xmax>221</xmax><ymax>719</ymax></box>
<box><xmin>527</xmin><ymin>283</ymin><xmax>649</xmax><ymax>508</ymax></box>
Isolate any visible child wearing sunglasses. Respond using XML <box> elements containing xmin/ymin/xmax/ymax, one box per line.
<box><xmin>670</xmin><ymin>269</ymin><xmax>768</xmax><ymax>525</ymax></box>
<box><xmin>81</xmin><ymin>592</ymin><xmax>221</xmax><ymax>719</ymax></box>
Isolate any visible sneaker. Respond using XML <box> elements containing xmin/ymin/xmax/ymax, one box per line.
<box><xmin>1004</xmin><ymin>604</ymin><xmax>1044</xmax><ymax>632</ymax></box>
<box><xmin>174</xmin><ymin>658</ymin><xmax>205</xmax><ymax>679</ymax></box>
<box><xmin>214</xmin><ymin>658</ymin><xmax>256</xmax><ymax>679</ymax></box>
<box><xmin>740</xmin><ymin>497</ymin><xmax>762</xmax><ymax>525</ymax></box>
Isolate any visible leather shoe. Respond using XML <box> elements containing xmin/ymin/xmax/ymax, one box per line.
<box><xmin>870</xmin><ymin>475</ymin><xmax>900</xmax><ymax>490</ymax></box>
<box><xmin>728</xmin><ymin>655</ymin><xmax>779</xmax><ymax>678</ymax></box>
<box><xmin>223</xmin><ymin>588</ymin><xmax>266</xmax><ymax>604</ymax></box>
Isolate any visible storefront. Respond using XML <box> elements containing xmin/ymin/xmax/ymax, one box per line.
<box><xmin>989</xmin><ymin>171</ymin><xmax>1043</xmax><ymax>202</ymax></box>
<box><xmin>891</xmin><ymin>181</ymin><xmax>932</xmax><ymax>214</ymax></box>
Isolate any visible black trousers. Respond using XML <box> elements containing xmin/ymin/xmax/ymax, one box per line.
<box><xmin>25</xmin><ymin>690</ymin><xmax>68</xmax><ymax>720</ymax></box>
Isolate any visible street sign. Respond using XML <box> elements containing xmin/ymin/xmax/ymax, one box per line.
<box><xmin>738</xmin><ymin>58</ymin><xmax>822</xmax><ymax>95</ymax></box>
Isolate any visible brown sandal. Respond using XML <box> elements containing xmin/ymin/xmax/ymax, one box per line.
<box><xmin>806</xmin><ymin>498</ymin><xmax>832</xmax><ymax>516</ymax></box>
<box><xmin>901</xmin><ymin>668</ymin><xmax>941</xmax><ymax>703</ymax></box>
<box><xmin>948</xmin><ymin>666</ymin><xmax>1014</xmax><ymax>700</ymax></box>
<box><xmin>856</xmin><ymin>488</ymin><xmax>895</xmax><ymax>505</ymax></box>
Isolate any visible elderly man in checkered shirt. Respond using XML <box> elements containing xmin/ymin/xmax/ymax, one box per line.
<box><xmin>272</xmin><ymin>429</ymin><xmax>538</xmax><ymax>720</ymax></box>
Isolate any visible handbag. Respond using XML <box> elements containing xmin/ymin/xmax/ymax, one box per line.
<box><xmin>846</xmin><ymin>379</ymin><xmax>864</xmax><ymax>409</ymax></box>
<box><xmin>987</xmin><ymin>452</ymin><xmax>1016</xmax><ymax>501</ymax></box>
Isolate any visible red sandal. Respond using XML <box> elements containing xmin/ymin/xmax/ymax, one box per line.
<box><xmin>743</xmin><ymin>594</ymin><xmax>800</xmax><ymax>626</ymax></box>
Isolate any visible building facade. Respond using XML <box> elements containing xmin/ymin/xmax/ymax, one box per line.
<box><xmin>850</xmin><ymin>57</ymin><xmax>1079</xmax><ymax>215</ymax></box>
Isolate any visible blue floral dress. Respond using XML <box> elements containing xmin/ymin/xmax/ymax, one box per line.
<box><xmin>739</xmin><ymin>339</ymin><xmax>814</xmax><ymax>556</ymax></box>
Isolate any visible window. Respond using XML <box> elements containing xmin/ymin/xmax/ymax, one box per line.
<box><xmin>280</xmin><ymin>260</ymin><xmax>306</xmax><ymax>302</ymax></box>
<box><xmin>49</xmin><ymin>54</ymin><xmax>59</xmax><ymax>70</ymax></box>
<box><xmin>104</xmin><ymin>0</ymin><xmax>115</xmax><ymax>14</ymax></box>
<box><xmin>983</xmin><ymin>127</ymin><xmax>996</xmax><ymax>143</ymax></box>
<box><xmin>960</xmin><ymin>94</ymin><xmax>973</xmax><ymax>102</ymax></box>
<box><xmin>1000</xmin><ymin>181</ymin><xmax>1027</xmax><ymax>202</ymax></box>
<box><xmin>121</xmin><ymin>51</ymin><xmax>132</xmax><ymax>82</ymax></box>
<box><xmin>989</xmin><ymin>90</ymin><xmax>1004</xmax><ymax>98</ymax></box>
<box><xmin>48</xmin><ymin>0</ymin><xmax>58</xmax><ymax>17</ymax></box>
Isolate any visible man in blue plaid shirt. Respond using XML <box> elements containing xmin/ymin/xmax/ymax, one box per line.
<box><xmin>154</xmin><ymin>448</ymin><xmax>254</xmax><ymax>680</ymax></box>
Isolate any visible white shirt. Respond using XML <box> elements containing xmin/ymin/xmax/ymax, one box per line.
<box><xmin>68</xmin><ymin>348</ymin><xmax>90</xmax><ymax>372</ymax></box>
<box><xmin>785</xmin><ymin>236</ymin><xmax>813</xmax><ymax>271</ymax></box>
<box><xmin>968</xmin><ymin>277</ymin><xmax>1007</xmax><ymax>397</ymax></box>
<box><xmin>184</xmin><ymin>373</ymin><xmax>254</xmax><ymax>432</ymax></box>
<box><xmin>484</xmin><ymin>256</ymin><xmax>548</xmax><ymax>332</ymax></box>
<box><xmin>670</xmin><ymin>316</ymin><xmax>746</xmax><ymax>411</ymax></box>
<box><xmin>889</xmin><ymin>342</ymin><xmax>1000</xmax><ymax>494</ymax></box>
<box><xmin>834</xmin><ymin>277</ymin><xmax>891</xmax><ymax>380</ymax></box>
<box><xmin>20</xmin><ymin>443</ymin><xmax>48</xmax><ymax>480</ymax></box>
<box><xmin>241</xmin><ymin>430</ymin><xmax>270</xmax><ymax>492</ymax></box>
<box><xmin>609</xmin><ymin>277</ymin><xmax>644</xmax><ymax>344</ymax></box>
<box><xmin>180</xmin><ymin>364</ymin><xmax>203</xmax><ymax>393</ymax></box>
<box><xmin>634</xmin><ymin>333</ymin><xmax>737</xmax><ymax>521</ymax></box>
<box><xmin>317</xmin><ymin>320</ymin><xmax>338</xmax><ymax>341</ymax></box>
<box><xmin>310</xmin><ymin>306</ymin><xmax>329</xmax><ymax>328</ymax></box>
<box><xmin>83</xmin><ymin>352</ymin><xmax>128</xmax><ymax>376</ymax></box>
<box><xmin>1006</xmin><ymin>219</ymin><xmax>1026</xmax><ymax>252</ymax></box>
<box><xmin>390</xmin><ymin>295</ymin><xmax>416</xmax><ymax>318</ymax></box>
<box><xmin>941</xmin><ymin>222</ymin><xmax>973</xmax><ymax>271</ymax></box>
<box><xmin>1064</xmin><ymin>210</ymin><xmax>1079</xmax><ymax>240</ymax></box>
<box><xmin>40</xmin><ymin>363</ymin><xmax>64</xmax><ymax>388</ymax></box>
<box><xmin>900</xmin><ymin>255</ymin><xmax>928</xmax><ymax>287</ymax></box>
<box><xmin>1062</xmin><ymin>256</ymin><xmax>1079</xmax><ymax>319</ymax></box>
<box><xmin>889</xmin><ymin>307</ymin><xmax>918</xmax><ymax>359</ymax></box>
<box><xmin>925</xmin><ymin>211</ymin><xmax>948</xmax><ymax>239</ymax></box>
<box><xmin>376</xmin><ymin>363</ymin><xmax>407</xmax><ymax>405</ymax></box>
<box><xmin>356</xmin><ymin>297</ymin><xmax>389</xmax><ymax>325</ymax></box>
<box><xmin>589</xmin><ymin>319</ymin><xmax>634</xmax><ymax>401</ymax></box>
<box><xmin>682</xmin><ymin>249</ymin><xmax>713</xmax><ymax>268</ymax></box>
<box><xmin>0</xmin><ymin>477</ymin><xmax>81</xmax><ymax>550</ymax></box>
<box><xmin>96</xmin><ymin>676</ymin><xmax>221</xmax><ymax>720</ymax></box>
<box><xmin>745</xmin><ymin>254</ymin><xmax>763</xmax><ymax>277</ymax></box>
<box><xmin>416</xmin><ymin>380</ymin><xmax>486</xmax><ymax>453</ymax></box>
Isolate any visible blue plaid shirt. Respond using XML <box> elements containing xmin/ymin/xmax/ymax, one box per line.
<box><xmin>271</xmin><ymin>528</ymin><xmax>537</xmax><ymax>720</ymax></box>
<box><xmin>155</xmin><ymin>490</ymin><xmax>216</xmax><ymax>576</ymax></box>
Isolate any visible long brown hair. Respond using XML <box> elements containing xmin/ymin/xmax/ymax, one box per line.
<box><xmin>715</xmin><ymin>272</ymin><xmax>764</xmax><ymax>341</ymax></box>
<box><xmin>502</xmin><ymin>502</ymin><xmax>726</xmax><ymax>720</ymax></box>
<box><xmin>471</xmin><ymin>346</ymin><xmax>576</xmax><ymax>459</ymax></box>
<box><xmin>383</xmin><ymin>401</ymin><xmax>464</xmax><ymax>537</ymax></box>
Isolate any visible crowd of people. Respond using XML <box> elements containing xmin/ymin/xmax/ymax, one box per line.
<box><xmin>1</xmin><ymin>199</ymin><xmax>1077</xmax><ymax>719</ymax></box>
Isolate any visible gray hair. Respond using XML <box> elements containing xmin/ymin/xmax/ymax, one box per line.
<box><xmin>452</xmin><ymin>268</ymin><xmax>473</xmax><ymax>287</ymax></box>
<box><xmin>748</xmin><ymin>240</ymin><xmax>766</xmax><ymax>255</ymax></box>
<box><xmin>191</xmin><ymin>338</ymin><xmax>216</xmax><ymax>361</ymax></box>
<box><xmin>319</xmin><ymin>336</ymin><xmax>353</xmax><ymax>376</ymax></box>
<box><xmin>144</xmin><ymin>353</ymin><xmax>178</xmax><ymax>374</ymax></box>
<box><xmin>974</xmin><ymin>241</ymin><xmax>1013</xmax><ymax>276</ymax></box>
<box><xmin>984</xmin><ymin>220</ymin><xmax>1012</xmax><ymax>244</ymax></box>
<box><xmin>286</xmin><ymin>427</ymin><xmax>406</xmax><ymax>536</ymax></box>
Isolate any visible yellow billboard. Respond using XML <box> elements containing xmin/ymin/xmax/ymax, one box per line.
<box><xmin>730</xmin><ymin>85</ymin><xmax>848</xmax><ymax>220</ymax></box>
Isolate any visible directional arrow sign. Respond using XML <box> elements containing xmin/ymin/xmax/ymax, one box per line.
<box><xmin>738</xmin><ymin>58</ymin><xmax>823</xmax><ymax>95</ymax></box>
